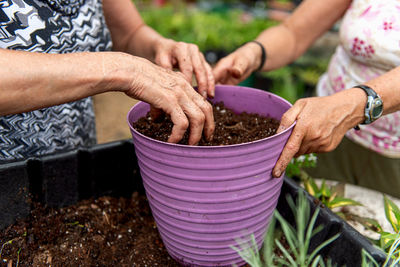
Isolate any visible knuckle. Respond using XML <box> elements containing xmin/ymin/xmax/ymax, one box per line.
<box><xmin>190</xmin><ymin>44</ymin><xmax>200</xmax><ymax>52</ymax></box>
<box><xmin>192</xmin><ymin>113</ymin><xmax>206</xmax><ymax>126</ymax></box>
<box><xmin>280</xmin><ymin>113</ymin><xmax>290</xmax><ymax>123</ymax></box>
<box><xmin>294</xmin><ymin>98</ymin><xmax>306</xmax><ymax>106</ymax></box>
<box><xmin>177</xmin><ymin>42</ymin><xmax>187</xmax><ymax>49</ymax></box>
<box><xmin>204</xmin><ymin>101</ymin><xmax>213</xmax><ymax>113</ymax></box>
<box><xmin>285</xmin><ymin>142</ymin><xmax>300</xmax><ymax>153</ymax></box>
<box><xmin>173</xmin><ymin>90</ymin><xmax>185</xmax><ymax>99</ymax></box>
<box><xmin>177</xmin><ymin>118</ymin><xmax>189</xmax><ymax>130</ymax></box>
<box><xmin>183</xmin><ymin>65</ymin><xmax>193</xmax><ymax>72</ymax></box>
<box><xmin>164</xmin><ymin>93</ymin><xmax>178</xmax><ymax>104</ymax></box>
<box><xmin>198</xmin><ymin>100</ymin><xmax>213</xmax><ymax>114</ymax></box>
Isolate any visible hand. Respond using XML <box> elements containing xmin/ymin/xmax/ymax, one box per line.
<box><xmin>213</xmin><ymin>42</ymin><xmax>262</xmax><ymax>85</ymax></box>
<box><xmin>153</xmin><ymin>38</ymin><xmax>215</xmax><ymax>99</ymax></box>
<box><xmin>272</xmin><ymin>90</ymin><xmax>366</xmax><ymax>178</ymax></box>
<box><xmin>123</xmin><ymin>56</ymin><xmax>215</xmax><ymax>145</ymax></box>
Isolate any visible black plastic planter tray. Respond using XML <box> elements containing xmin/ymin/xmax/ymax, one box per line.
<box><xmin>0</xmin><ymin>139</ymin><xmax>388</xmax><ymax>266</ymax></box>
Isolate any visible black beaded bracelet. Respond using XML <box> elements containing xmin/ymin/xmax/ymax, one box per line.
<box><xmin>244</xmin><ymin>41</ymin><xmax>267</xmax><ymax>72</ymax></box>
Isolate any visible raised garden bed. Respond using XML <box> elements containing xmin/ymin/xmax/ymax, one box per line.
<box><xmin>0</xmin><ymin>140</ymin><xmax>388</xmax><ymax>266</ymax></box>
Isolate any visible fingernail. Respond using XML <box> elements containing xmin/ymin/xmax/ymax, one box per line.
<box><xmin>273</xmin><ymin>170</ymin><xmax>281</xmax><ymax>178</ymax></box>
<box><xmin>202</xmin><ymin>91</ymin><xmax>207</xmax><ymax>99</ymax></box>
<box><xmin>277</xmin><ymin>126</ymin><xmax>286</xmax><ymax>133</ymax></box>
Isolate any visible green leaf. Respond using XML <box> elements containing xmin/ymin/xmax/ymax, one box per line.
<box><xmin>380</xmin><ymin>232</ymin><xmax>398</xmax><ymax>251</ymax></box>
<box><xmin>328</xmin><ymin>197</ymin><xmax>362</xmax><ymax>209</ymax></box>
<box><xmin>320</xmin><ymin>180</ymin><xmax>332</xmax><ymax>198</ymax></box>
<box><xmin>384</xmin><ymin>195</ymin><xmax>400</xmax><ymax>233</ymax></box>
<box><xmin>304</xmin><ymin>178</ymin><xmax>319</xmax><ymax>197</ymax></box>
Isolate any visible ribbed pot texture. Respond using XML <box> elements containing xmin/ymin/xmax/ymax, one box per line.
<box><xmin>127</xmin><ymin>85</ymin><xmax>294</xmax><ymax>266</ymax></box>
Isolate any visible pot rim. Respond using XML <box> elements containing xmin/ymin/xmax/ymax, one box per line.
<box><xmin>127</xmin><ymin>85</ymin><xmax>296</xmax><ymax>149</ymax></box>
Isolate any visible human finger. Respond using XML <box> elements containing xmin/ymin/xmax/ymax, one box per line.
<box><xmin>272</xmin><ymin>126</ymin><xmax>305</xmax><ymax>178</ymax></box>
<box><xmin>188</xmin><ymin>45</ymin><xmax>211</xmax><ymax>98</ymax></box>
<box><xmin>176</xmin><ymin>92</ymin><xmax>206</xmax><ymax>145</ymax></box>
<box><xmin>200</xmin><ymin>52</ymin><xmax>215</xmax><ymax>98</ymax></box>
<box><xmin>272</xmin><ymin>102</ymin><xmax>307</xmax><ymax>177</ymax></box>
<box><xmin>212</xmin><ymin>56</ymin><xmax>235</xmax><ymax>84</ymax></box>
<box><xmin>166</xmin><ymin>103</ymin><xmax>189</xmax><ymax>144</ymax></box>
<box><xmin>190</xmin><ymin>95</ymin><xmax>215</xmax><ymax>141</ymax></box>
<box><xmin>155</xmin><ymin>51</ymin><xmax>173</xmax><ymax>70</ymax></box>
<box><xmin>171</xmin><ymin>42</ymin><xmax>194</xmax><ymax>83</ymax></box>
<box><xmin>276</xmin><ymin>100</ymin><xmax>306</xmax><ymax>134</ymax></box>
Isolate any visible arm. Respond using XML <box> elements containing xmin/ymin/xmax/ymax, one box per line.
<box><xmin>213</xmin><ymin>0</ymin><xmax>352</xmax><ymax>84</ymax></box>
<box><xmin>272</xmin><ymin>67</ymin><xmax>400</xmax><ymax>177</ymax></box>
<box><xmin>102</xmin><ymin>0</ymin><xmax>214</xmax><ymax>98</ymax></box>
<box><xmin>0</xmin><ymin>48</ymin><xmax>214</xmax><ymax>145</ymax></box>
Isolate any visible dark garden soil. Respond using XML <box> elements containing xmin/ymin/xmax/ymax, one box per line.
<box><xmin>132</xmin><ymin>101</ymin><xmax>280</xmax><ymax>146</ymax></box>
<box><xmin>0</xmin><ymin>192</ymin><xmax>180</xmax><ymax>267</ymax></box>
<box><xmin>0</xmin><ymin>193</ymin><xmax>289</xmax><ymax>267</ymax></box>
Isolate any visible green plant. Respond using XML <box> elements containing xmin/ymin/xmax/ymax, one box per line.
<box><xmin>231</xmin><ymin>191</ymin><xmax>340</xmax><ymax>266</ymax></box>
<box><xmin>372</xmin><ymin>195</ymin><xmax>400</xmax><ymax>256</ymax></box>
<box><xmin>299</xmin><ymin>174</ymin><xmax>383</xmax><ymax>234</ymax></box>
<box><xmin>0</xmin><ymin>231</ymin><xmax>26</xmax><ymax>267</ymax></box>
<box><xmin>285</xmin><ymin>154</ymin><xmax>317</xmax><ymax>178</ymax></box>
<box><xmin>361</xmin><ymin>234</ymin><xmax>400</xmax><ymax>267</ymax></box>
<box><xmin>302</xmin><ymin>177</ymin><xmax>362</xmax><ymax>210</ymax></box>
<box><xmin>140</xmin><ymin>5</ymin><xmax>278</xmax><ymax>52</ymax></box>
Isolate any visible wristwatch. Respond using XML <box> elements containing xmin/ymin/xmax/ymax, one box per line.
<box><xmin>354</xmin><ymin>85</ymin><xmax>383</xmax><ymax>130</ymax></box>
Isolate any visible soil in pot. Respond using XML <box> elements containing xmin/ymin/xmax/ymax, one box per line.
<box><xmin>132</xmin><ymin>101</ymin><xmax>280</xmax><ymax>146</ymax></box>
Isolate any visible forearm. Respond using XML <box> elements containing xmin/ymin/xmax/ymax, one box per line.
<box><xmin>363</xmin><ymin>67</ymin><xmax>400</xmax><ymax>116</ymax></box>
<box><xmin>319</xmin><ymin>66</ymin><xmax>400</xmax><ymax>129</ymax></box>
<box><xmin>102</xmin><ymin>0</ymin><xmax>163</xmax><ymax>61</ymax></box>
<box><xmin>0</xmin><ymin>49</ymin><xmax>131</xmax><ymax>115</ymax></box>
<box><xmin>256</xmin><ymin>0</ymin><xmax>351</xmax><ymax>71</ymax></box>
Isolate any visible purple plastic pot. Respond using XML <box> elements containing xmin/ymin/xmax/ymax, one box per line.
<box><xmin>127</xmin><ymin>85</ymin><xmax>294</xmax><ymax>266</ymax></box>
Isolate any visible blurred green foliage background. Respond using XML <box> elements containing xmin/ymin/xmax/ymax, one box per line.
<box><xmin>137</xmin><ymin>1</ymin><xmax>332</xmax><ymax>103</ymax></box>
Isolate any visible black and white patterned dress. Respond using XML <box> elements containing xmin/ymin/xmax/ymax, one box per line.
<box><xmin>0</xmin><ymin>0</ymin><xmax>112</xmax><ymax>163</ymax></box>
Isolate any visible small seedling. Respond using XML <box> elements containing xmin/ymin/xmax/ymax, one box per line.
<box><xmin>231</xmin><ymin>191</ymin><xmax>340</xmax><ymax>266</ymax></box>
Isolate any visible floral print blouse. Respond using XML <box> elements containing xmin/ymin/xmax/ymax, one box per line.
<box><xmin>316</xmin><ymin>0</ymin><xmax>400</xmax><ymax>158</ymax></box>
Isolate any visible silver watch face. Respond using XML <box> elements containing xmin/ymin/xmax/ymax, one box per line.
<box><xmin>371</xmin><ymin>98</ymin><xmax>383</xmax><ymax>119</ymax></box>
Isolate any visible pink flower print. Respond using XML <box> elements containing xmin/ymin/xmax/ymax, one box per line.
<box><xmin>360</xmin><ymin>5</ymin><xmax>380</xmax><ymax>19</ymax></box>
<box><xmin>351</xmin><ymin>37</ymin><xmax>375</xmax><ymax>58</ymax></box>
<box><xmin>381</xmin><ymin>16</ymin><xmax>400</xmax><ymax>33</ymax></box>
<box><xmin>383</xmin><ymin>21</ymin><xmax>393</xmax><ymax>31</ymax></box>
<box><xmin>332</xmin><ymin>76</ymin><xmax>345</xmax><ymax>93</ymax></box>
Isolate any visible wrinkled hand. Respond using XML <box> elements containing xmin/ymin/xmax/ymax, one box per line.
<box><xmin>213</xmin><ymin>42</ymin><xmax>261</xmax><ymax>85</ymax></box>
<box><xmin>125</xmin><ymin>56</ymin><xmax>215</xmax><ymax>145</ymax></box>
<box><xmin>153</xmin><ymin>38</ymin><xmax>214</xmax><ymax>98</ymax></box>
<box><xmin>272</xmin><ymin>91</ymin><xmax>365</xmax><ymax>178</ymax></box>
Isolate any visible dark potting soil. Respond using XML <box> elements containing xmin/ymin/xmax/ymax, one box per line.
<box><xmin>132</xmin><ymin>102</ymin><xmax>280</xmax><ymax>145</ymax></box>
<box><xmin>0</xmin><ymin>193</ymin><xmax>289</xmax><ymax>267</ymax></box>
<box><xmin>0</xmin><ymin>193</ymin><xmax>178</xmax><ymax>267</ymax></box>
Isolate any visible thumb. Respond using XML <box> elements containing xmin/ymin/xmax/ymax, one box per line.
<box><xmin>276</xmin><ymin>102</ymin><xmax>304</xmax><ymax>134</ymax></box>
<box><xmin>212</xmin><ymin>58</ymin><xmax>234</xmax><ymax>84</ymax></box>
<box><xmin>230</xmin><ymin>66</ymin><xmax>243</xmax><ymax>79</ymax></box>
